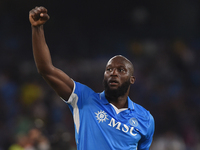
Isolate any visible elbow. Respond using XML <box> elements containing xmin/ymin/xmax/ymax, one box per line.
<box><xmin>37</xmin><ymin>68</ymin><xmax>44</xmax><ymax>75</ymax></box>
<box><xmin>37</xmin><ymin>68</ymin><xmax>47</xmax><ymax>77</ymax></box>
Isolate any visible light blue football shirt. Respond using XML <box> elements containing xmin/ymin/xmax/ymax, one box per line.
<box><xmin>63</xmin><ymin>81</ymin><xmax>155</xmax><ymax>150</ymax></box>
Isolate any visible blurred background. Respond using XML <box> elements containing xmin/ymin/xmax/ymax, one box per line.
<box><xmin>0</xmin><ymin>0</ymin><xmax>200</xmax><ymax>150</ymax></box>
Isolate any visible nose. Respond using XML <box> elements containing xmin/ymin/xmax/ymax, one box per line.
<box><xmin>111</xmin><ymin>68</ymin><xmax>118</xmax><ymax>76</ymax></box>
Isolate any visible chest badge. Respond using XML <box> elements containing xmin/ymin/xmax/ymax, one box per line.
<box><xmin>95</xmin><ymin>110</ymin><xmax>109</xmax><ymax>123</ymax></box>
<box><xmin>129</xmin><ymin>117</ymin><xmax>138</xmax><ymax>127</ymax></box>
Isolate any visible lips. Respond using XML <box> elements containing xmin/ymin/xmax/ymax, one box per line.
<box><xmin>108</xmin><ymin>79</ymin><xmax>119</xmax><ymax>86</ymax></box>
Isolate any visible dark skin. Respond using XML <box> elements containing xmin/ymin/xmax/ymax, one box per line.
<box><xmin>29</xmin><ymin>6</ymin><xmax>135</xmax><ymax>109</ymax></box>
<box><xmin>104</xmin><ymin>55</ymin><xmax>135</xmax><ymax>108</ymax></box>
<box><xmin>29</xmin><ymin>6</ymin><xmax>74</xmax><ymax>100</ymax></box>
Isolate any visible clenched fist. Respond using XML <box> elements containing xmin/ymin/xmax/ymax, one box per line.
<box><xmin>29</xmin><ymin>6</ymin><xmax>50</xmax><ymax>26</ymax></box>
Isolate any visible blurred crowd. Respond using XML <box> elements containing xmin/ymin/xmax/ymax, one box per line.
<box><xmin>0</xmin><ymin>38</ymin><xmax>200</xmax><ymax>150</ymax></box>
<box><xmin>0</xmin><ymin>0</ymin><xmax>200</xmax><ymax>150</ymax></box>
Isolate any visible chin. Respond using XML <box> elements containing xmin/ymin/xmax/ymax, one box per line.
<box><xmin>103</xmin><ymin>78</ymin><xmax>131</xmax><ymax>98</ymax></box>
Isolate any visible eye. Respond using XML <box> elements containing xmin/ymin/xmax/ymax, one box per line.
<box><xmin>119</xmin><ymin>68</ymin><xmax>125</xmax><ymax>72</ymax></box>
<box><xmin>106</xmin><ymin>68</ymin><xmax>112</xmax><ymax>72</ymax></box>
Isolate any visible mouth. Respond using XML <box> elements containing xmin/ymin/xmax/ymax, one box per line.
<box><xmin>108</xmin><ymin>79</ymin><xmax>119</xmax><ymax>86</ymax></box>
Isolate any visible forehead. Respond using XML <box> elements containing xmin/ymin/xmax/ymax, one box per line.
<box><xmin>106</xmin><ymin>56</ymin><xmax>130</xmax><ymax>68</ymax></box>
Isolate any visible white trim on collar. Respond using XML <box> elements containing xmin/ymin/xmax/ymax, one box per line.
<box><xmin>110</xmin><ymin>103</ymin><xmax>128</xmax><ymax>114</ymax></box>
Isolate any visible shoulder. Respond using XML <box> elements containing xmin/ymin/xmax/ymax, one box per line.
<box><xmin>133</xmin><ymin>102</ymin><xmax>154</xmax><ymax>128</ymax></box>
<box><xmin>134</xmin><ymin>103</ymin><xmax>152</xmax><ymax>117</ymax></box>
<box><xmin>74</xmin><ymin>81</ymin><xmax>95</xmax><ymax>94</ymax></box>
<box><xmin>73</xmin><ymin>81</ymin><xmax>101</xmax><ymax>102</ymax></box>
<box><xmin>64</xmin><ymin>81</ymin><xmax>97</xmax><ymax>104</ymax></box>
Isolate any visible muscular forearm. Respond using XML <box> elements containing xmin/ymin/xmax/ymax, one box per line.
<box><xmin>32</xmin><ymin>25</ymin><xmax>54</xmax><ymax>75</ymax></box>
<box><xmin>29</xmin><ymin>6</ymin><xmax>74</xmax><ymax>100</ymax></box>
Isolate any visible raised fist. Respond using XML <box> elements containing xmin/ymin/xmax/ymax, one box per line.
<box><xmin>29</xmin><ymin>6</ymin><xmax>50</xmax><ymax>26</ymax></box>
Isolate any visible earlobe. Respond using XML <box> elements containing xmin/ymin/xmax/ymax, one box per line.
<box><xmin>130</xmin><ymin>76</ymin><xmax>135</xmax><ymax>84</ymax></box>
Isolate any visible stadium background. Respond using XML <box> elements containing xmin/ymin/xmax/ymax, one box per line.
<box><xmin>0</xmin><ymin>0</ymin><xmax>200</xmax><ymax>149</ymax></box>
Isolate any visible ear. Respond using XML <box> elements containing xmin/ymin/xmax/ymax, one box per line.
<box><xmin>130</xmin><ymin>76</ymin><xmax>135</xmax><ymax>84</ymax></box>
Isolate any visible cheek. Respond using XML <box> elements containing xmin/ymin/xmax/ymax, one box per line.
<box><xmin>121</xmin><ymin>76</ymin><xmax>131</xmax><ymax>83</ymax></box>
<box><xmin>104</xmin><ymin>72</ymin><xmax>109</xmax><ymax>79</ymax></box>
<box><xmin>103</xmin><ymin>75</ymin><xmax>107</xmax><ymax>82</ymax></box>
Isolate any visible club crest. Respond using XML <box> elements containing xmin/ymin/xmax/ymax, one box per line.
<box><xmin>129</xmin><ymin>117</ymin><xmax>138</xmax><ymax>127</ymax></box>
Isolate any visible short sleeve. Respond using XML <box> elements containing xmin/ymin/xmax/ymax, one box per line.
<box><xmin>61</xmin><ymin>81</ymin><xmax>94</xmax><ymax>135</ymax></box>
<box><xmin>62</xmin><ymin>81</ymin><xmax>94</xmax><ymax>111</ymax></box>
<box><xmin>138</xmin><ymin>114</ymin><xmax>155</xmax><ymax>150</ymax></box>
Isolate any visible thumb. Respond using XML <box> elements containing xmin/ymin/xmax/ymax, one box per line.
<box><xmin>40</xmin><ymin>13</ymin><xmax>50</xmax><ymax>21</ymax></box>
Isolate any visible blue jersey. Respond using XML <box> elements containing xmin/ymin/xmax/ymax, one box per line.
<box><xmin>63</xmin><ymin>81</ymin><xmax>155</xmax><ymax>150</ymax></box>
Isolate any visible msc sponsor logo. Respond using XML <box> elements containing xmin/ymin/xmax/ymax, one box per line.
<box><xmin>95</xmin><ymin>110</ymin><xmax>137</xmax><ymax>136</ymax></box>
<box><xmin>95</xmin><ymin>110</ymin><xmax>109</xmax><ymax>123</ymax></box>
<box><xmin>108</xmin><ymin>118</ymin><xmax>137</xmax><ymax>136</ymax></box>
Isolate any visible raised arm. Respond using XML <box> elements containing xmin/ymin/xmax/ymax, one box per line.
<box><xmin>29</xmin><ymin>6</ymin><xmax>74</xmax><ymax>100</ymax></box>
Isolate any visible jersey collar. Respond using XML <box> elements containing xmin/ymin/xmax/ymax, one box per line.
<box><xmin>100</xmin><ymin>91</ymin><xmax>134</xmax><ymax>110</ymax></box>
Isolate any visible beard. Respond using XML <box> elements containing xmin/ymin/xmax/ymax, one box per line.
<box><xmin>103</xmin><ymin>79</ymin><xmax>131</xmax><ymax>99</ymax></box>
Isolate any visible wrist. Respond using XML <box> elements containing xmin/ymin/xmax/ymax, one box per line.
<box><xmin>31</xmin><ymin>25</ymin><xmax>44</xmax><ymax>30</ymax></box>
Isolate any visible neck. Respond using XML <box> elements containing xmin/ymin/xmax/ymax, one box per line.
<box><xmin>106</xmin><ymin>94</ymin><xmax>128</xmax><ymax>109</ymax></box>
<box><xmin>104</xmin><ymin>86</ymin><xmax>131</xmax><ymax>109</ymax></box>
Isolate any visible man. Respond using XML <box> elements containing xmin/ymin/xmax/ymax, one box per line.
<box><xmin>29</xmin><ymin>6</ymin><xmax>155</xmax><ymax>150</ymax></box>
